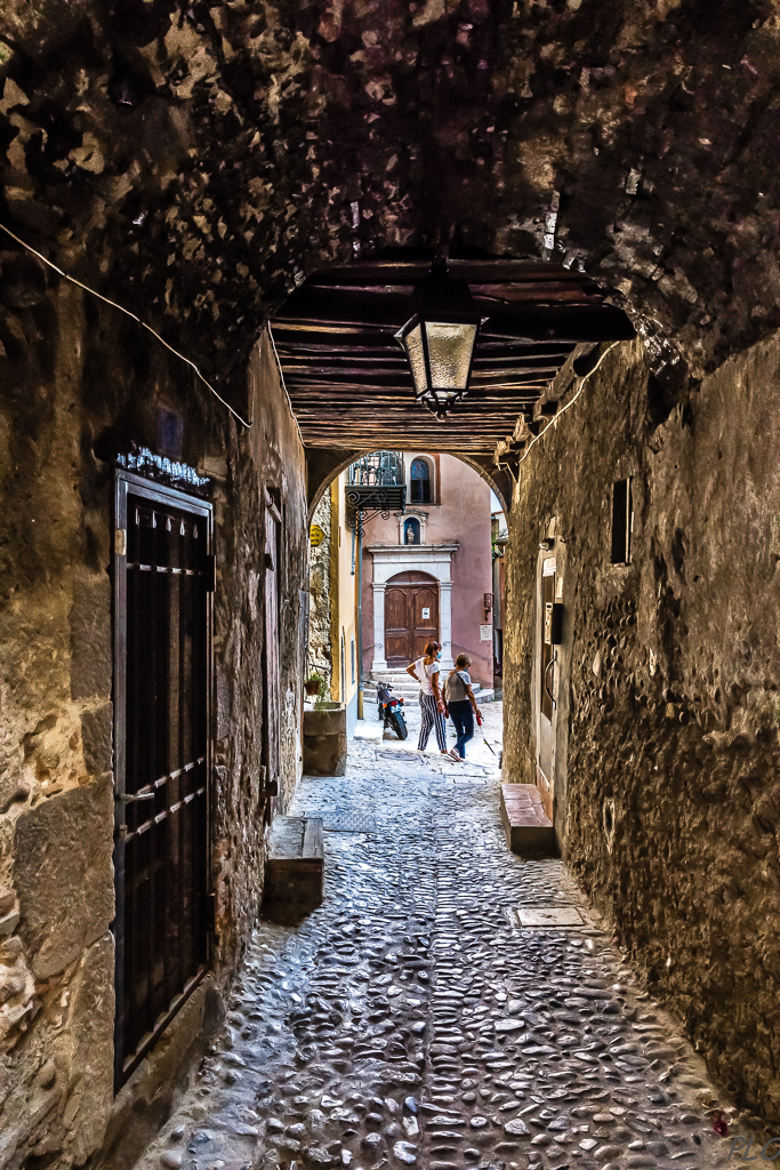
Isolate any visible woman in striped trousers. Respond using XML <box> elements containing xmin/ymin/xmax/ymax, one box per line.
<box><xmin>406</xmin><ymin>640</ymin><xmax>449</xmax><ymax>754</ymax></box>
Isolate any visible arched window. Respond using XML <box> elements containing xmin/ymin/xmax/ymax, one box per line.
<box><xmin>403</xmin><ymin>518</ymin><xmax>421</xmax><ymax>545</ymax></box>
<box><xmin>410</xmin><ymin>458</ymin><xmax>432</xmax><ymax>503</ymax></box>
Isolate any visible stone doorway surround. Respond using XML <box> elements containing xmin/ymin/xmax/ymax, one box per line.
<box><xmin>367</xmin><ymin>544</ymin><xmax>458</xmax><ymax>672</ymax></box>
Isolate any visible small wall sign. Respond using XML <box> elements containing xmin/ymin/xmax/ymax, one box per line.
<box><xmin>310</xmin><ymin>524</ymin><xmax>325</xmax><ymax>547</ymax></box>
<box><xmin>421</xmin><ymin>607</ymin><xmax>431</xmax><ymax>619</ymax></box>
<box><xmin>480</xmin><ymin>624</ymin><xmax>493</xmax><ymax>641</ymax></box>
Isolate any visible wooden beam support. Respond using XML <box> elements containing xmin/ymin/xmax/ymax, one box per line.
<box><xmin>275</xmin><ymin>289</ymin><xmax>633</xmax><ymax>342</ymax></box>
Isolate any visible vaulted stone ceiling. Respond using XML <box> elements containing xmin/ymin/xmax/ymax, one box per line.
<box><xmin>1</xmin><ymin>1</ymin><xmax>778</xmax><ymax>415</ymax></box>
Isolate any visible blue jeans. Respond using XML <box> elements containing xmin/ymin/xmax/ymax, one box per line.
<box><xmin>448</xmin><ymin>700</ymin><xmax>474</xmax><ymax>758</ymax></box>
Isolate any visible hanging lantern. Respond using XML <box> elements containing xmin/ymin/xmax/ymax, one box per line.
<box><xmin>394</xmin><ymin>260</ymin><xmax>484</xmax><ymax>420</ymax></box>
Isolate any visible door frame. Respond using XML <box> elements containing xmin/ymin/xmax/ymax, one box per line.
<box><xmin>112</xmin><ymin>469</ymin><xmax>214</xmax><ymax>1087</ymax></box>
<box><xmin>366</xmin><ymin>544</ymin><xmax>457</xmax><ymax>671</ymax></box>
<box><xmin>532</xmin><ymin>539</ymin><xmax>571</xmax><ymax>832</ymax></box>
<box><xmin>536</xmin><ymin>556</ymin><xmax>556</xmax><ymax>814</ymax></box>
<box><xmin>263</xmin><ymin>488</ymin><xmax>283</xmax><ymax>822</ymax></box>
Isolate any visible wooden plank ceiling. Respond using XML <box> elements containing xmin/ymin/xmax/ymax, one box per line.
<box><xmin>270</xmin><ymin>255</ymin><xmax>634</xmax><ymax>455</ymax></box>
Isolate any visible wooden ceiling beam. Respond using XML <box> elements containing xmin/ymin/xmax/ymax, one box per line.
<box><xmin>279</xmin><ymin>352</ymin><xmax>564</xmax><ymax>368</ymax></box>
<box><xmin>284</xmin><ymin>377</ymin><xmax>556</xmax><ymax>391</ymax></box>
<box><xmin>306</xmin><ymin>259</ymin><xmax>599</xmax><ymax>284</ymax></box>
<box><xmin>274</xmin><ymin>290</ymin><xmax>633</xmax><ymax>342</ymax></box>
<box><xmin>302</xmin><ymin>441</ymin><xmax>508</xmax><ymax>451</ymax></box>
<box><xmin>273</xmin><ymin>338</ymin><xmax>573</xmax><ymax>357</ymax></box>
<box><xmin>294</xmin><ymin>415</ymin><xmax>531</xmax><ymax>426</ymax></box>
<box><xmin>280</xmin><ymin>358</ymin><xmax>563</xmax><ymax>375</ymax></box>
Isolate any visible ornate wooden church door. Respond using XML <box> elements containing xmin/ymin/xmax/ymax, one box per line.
<box><xmin>384</xmin><ymin>575</ymin><xmax>439</xmax><ymax>665</ymax></box>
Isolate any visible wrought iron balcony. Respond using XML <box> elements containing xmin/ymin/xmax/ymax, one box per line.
<box><xmin>347</xmin><ymin>450</ymin><xmax>404</xmax><ymax>487</ymax></box>
<box><xmin>346</xmin><ymin>451</ymin><xmax>406</xmax><ymax>533</ymax></box>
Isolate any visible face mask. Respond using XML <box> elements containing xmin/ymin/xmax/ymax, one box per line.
<box><xmin>436</xmin><ymin>651</ymin><xmax>442</xmax><ymax>660</ymax></box>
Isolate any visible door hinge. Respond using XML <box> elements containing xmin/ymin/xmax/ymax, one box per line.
<box><xmin>204</xmin><ymin>553</ymin><xmax>216</xmax><ymax>592</ymax></box>
<box><xmin>114</xmin><ymin>527</ymin><xmax>127</xmax><ymax>556</ymax></box>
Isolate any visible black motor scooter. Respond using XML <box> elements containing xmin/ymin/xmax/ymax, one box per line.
<box><xmin>376</xmin><ymin>681</ymin><xmax>408</xmax><ymax>739</ymax></box>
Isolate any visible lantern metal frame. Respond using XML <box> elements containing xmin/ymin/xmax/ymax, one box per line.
<box><xmin>394</xmin><ymin>260</ymin><xmax>485</xmax><ymax>420</ymax></box>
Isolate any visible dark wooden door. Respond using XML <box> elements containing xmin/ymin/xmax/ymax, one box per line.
<box><xmin>263</xmin><ymin>492</ymin><xmax>282</xmax><ymax>821</ymax></box>
<box><xmin>385</xmin><ymin>584</ymin><xmax>439</xmax><ymax>666</ymax></box>
<box><xmin>113</xmin><ymin>472</ymin><xmax>212</xmax><ymax>1087</ymax></box>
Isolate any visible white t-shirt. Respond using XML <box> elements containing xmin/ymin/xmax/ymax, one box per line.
<box><xmin>414</xmin><ymin>656</ymin><xmax>440</xmax><ymax>696</ymax></box>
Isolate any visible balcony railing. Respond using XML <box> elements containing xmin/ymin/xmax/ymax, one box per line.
<box><xmin>347</xmin><ymin>450</ymin><xmax>404</xmax><ymax>487</ymax></box>
<box><xmin>345</xmin><ymin>451</ymin><xmax>406</xmax><ymax>534</ymax></box>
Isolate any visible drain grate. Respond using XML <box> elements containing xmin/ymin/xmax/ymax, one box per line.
<box><xmin>516</xmin><ymin>905</ymin><xmax>585</xmax><ymax>927</ymax></box>
<box><xmin>317</xmin><ymin>813</ymin><xmax>377</xmax><ymax>834</ymax></box>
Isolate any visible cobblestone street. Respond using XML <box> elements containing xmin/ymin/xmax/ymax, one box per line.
<box><xmin>137</xmin><ymin>710</ymin><xmax>750</xmax><ymax>1170</ymax></box>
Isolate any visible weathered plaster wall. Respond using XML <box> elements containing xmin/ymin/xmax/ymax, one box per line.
<box><xmin>0</xmin><ymin>248</ymin><xmax>306</xmax><ymax>1168</ymax></box>
<box><xmin>503</xmin><ymin>333</ymin><xmax>780</xmax><ymax>1121</ymax></box>
<box><xmin>308</xmin><ymin>487</ymin><xmax>333</xmax><ymax>690</ymax></box>
<box><xmin>333</xmin><ymin>474</ymin><xmax>359</xmax><ymax>730</ymax></box>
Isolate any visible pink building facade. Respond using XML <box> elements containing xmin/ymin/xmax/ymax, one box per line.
<box><xmin>360</xmin><ymin>453</ymin><xmax>494</xmax><ymax>687</ymax></box>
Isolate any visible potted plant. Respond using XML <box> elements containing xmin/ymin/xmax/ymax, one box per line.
<box><xmin>304</xmin><ymin>672</ymin><xmax>326</xmax><ymax>700</ymax></box>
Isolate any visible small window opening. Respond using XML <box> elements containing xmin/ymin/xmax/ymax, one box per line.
<box><xmin>410</xmin><ymin>458</ymin><xmax>431</xmax><ymax>503</ymax></box>
<box><xmin>156</xmin><ymin>406</ymin><xmax>184</xmax><ymax>459</ymax></box>
<box><xmin>403</xmin><ymin>517</ymin><xmax>421</xmax><ymax>545</ymax></box>
<box><xmin>611</xmin><ymin>478</ymin><xmax>633</xmax><ymax>564</ymax></box>
<box><xmin>350</xmin><ymin>638</ymin><xmax>356</xmax><ymax>685</ymax></box>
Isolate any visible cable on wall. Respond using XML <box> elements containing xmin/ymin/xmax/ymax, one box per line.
<box><xmin>0</xmin><ymin>220</ymin><xmax>252</xmax><ymax>429</ymax></box>
<box><xmin>515</xmin><ymin>340</ymin><xmax>622</xmax><ymax>468</ymax></box>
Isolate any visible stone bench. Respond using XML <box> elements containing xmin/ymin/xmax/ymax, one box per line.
<box><xmin>500</xmin><ymin>783</ymin><xmax>557</xmax><ymax>856</ymax></box>
<box><xmin>263</xmin><ymin>816</ymin><xmax>324</xmax><ymax>923</ymax></box>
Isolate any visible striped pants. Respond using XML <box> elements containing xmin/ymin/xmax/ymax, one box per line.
<box><xmin>418</xmin><ymin>692</ymin><xmax>447</xmax><ymax>752</ymax></box>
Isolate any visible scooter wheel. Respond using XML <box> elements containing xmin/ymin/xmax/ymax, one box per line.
<box><xmin>391</xmin><ymin>710</ymin><xmax>408</xmax><ymax>740</ymax></box>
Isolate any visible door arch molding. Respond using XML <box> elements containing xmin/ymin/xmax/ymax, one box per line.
<box><xmin>367</xmin><ymin>545</ymin><xmax>456</xmax><ymax>672</ymax></box>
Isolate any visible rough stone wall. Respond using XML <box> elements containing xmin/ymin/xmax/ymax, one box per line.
<box><xmin>0</xmin><ymin>250</ymin><xmax>306</xmax><ymax>1168</ymax></box>
<box><xmin>503</xmin><ymin>332</ymin><xmax>780</xmax><ymax>1122</ymax></box>
<box><xmin>307</xmin><ymin>488</ymin><xmax>333</xmax><ymax>691</ymax></box>
<box><xmin>0</xmin><ymin>0</ymin><xmax>777</xmax><ymax>403</ymax></box>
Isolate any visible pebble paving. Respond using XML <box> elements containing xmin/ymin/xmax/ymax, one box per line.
<box><xmin>136</xmin><ymin>708</ymin><xmax>752</xmax><ymax>1170</ymax></box>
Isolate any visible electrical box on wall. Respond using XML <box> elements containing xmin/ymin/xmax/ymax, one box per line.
<box><xmin>544</xmin><ymin>601</ymin><xmax>564</xmax><ymax>645</ymax></box>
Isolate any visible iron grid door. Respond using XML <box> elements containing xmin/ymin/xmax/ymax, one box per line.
<box><xmin>113</xmin><ymin>471</ymin><xmax>213</xmax><ymax>1086</ymax></box>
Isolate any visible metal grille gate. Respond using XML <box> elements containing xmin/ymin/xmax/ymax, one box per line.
<box><xmin>113</xmin><ymin>471</ymin><xmax>213</xmax><ymax>1085</ymax></box>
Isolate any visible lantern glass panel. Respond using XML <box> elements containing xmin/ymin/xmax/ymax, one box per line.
<box><xmin>402</xmin><ymin>321</ymin><xmax>428</xmax><ymax>397</ymax></box>
<box><xmin>425</xmin><ymin>321</ymin><xmax>477</xmax><ymax>390</ymax></box>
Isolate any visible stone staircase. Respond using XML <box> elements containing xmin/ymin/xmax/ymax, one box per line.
<box><xmin>363</xmin><ymin>668</ymin><xmax>495</xmax><ymax>705</ymax></box>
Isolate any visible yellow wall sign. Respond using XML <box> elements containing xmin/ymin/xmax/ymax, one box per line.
<box><xmin>309</xmin><ymin>524</ymin><xmax>325</xmax><ymax>547</ymax></box>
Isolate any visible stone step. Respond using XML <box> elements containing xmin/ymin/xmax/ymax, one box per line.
<box><xmin>364</xmin><ymin>681</ymin><xmax>419</xmax><ymax>698</ymax></box>
<box><xmin>366</xmin><ymin>673</ymin><xmax>495</xmax><ymax>702</ymax></box>
<box><xmin>499</xmin><ymin>783</ymin><xmax>557</xmax><ymax>857</ymax></box>
<box><xmin>263</xmin><ymin>816</ymin><xmax>324</xmax><ymax>924</ymax></box>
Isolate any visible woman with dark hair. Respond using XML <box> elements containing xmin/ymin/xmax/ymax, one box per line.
<box><xmin>444</xmin><ymin>654</ymin><xmax>482</xmax><ymax>761</ymax></box>
<box><xmin>406</xmin><ymin>640</ymin><xmax>449</xmax><ymax>755</ymax></box>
